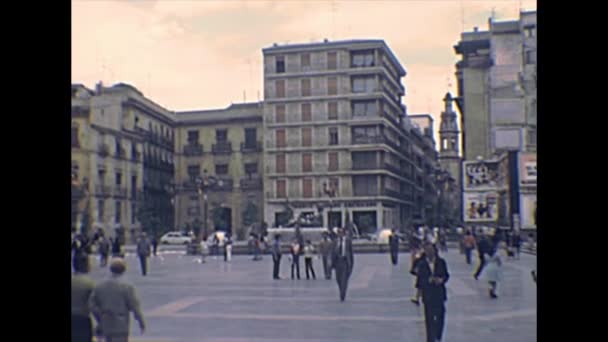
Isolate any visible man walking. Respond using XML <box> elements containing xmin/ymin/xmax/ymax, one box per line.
<box><xmin>98</xmin><ymin>236</ymin><xmax>110</xmax><ymax>267</ymax></box>
<box><xmin>332</xmin><ymin>227</ymin><xmax>354</xmax><ymax>302</ymax></box>
<box><xmin>416</xmin><ymin>242</ymin><xmax>450</xmax><ymax>342</ymax></box>
<box><xmin>90</xmin><ymin>258</ymin><xmax>146</xmax><ymax>342</ymax></box>
<box><xmin>474</xmin><ymin>233</ymin><xmax>491</xmax><ymax>280</ymax></box>
<box><xmin>272</xmin><ymin>234</ymin><xmax>282</xmax><ymax>280</ymax></box>
<box><xmin>72</xmin><ymin>253</ymin><xmax>95</xmax><ymax>342</ymax></box>
<box><xmin>388</xmin><ymin>228</ymin><xmax>400</xmax><ymax>265</ymax></box>
<box><xmin>136</xmin><ymin>233</ymin><xmax>151</xmax><ymax>276</ymax></box>
<box><xmin>151</xmin><ymin>236</ymin><xmax>158</xmax><ymax>257</ymax></box>
<box><xmin>462</xmin><ymin>230</ymin><xmax>476</xmax><ymax>265</ymax></box>
<box><xmin>319</xmin><ymin>233</ymin><xmax>333</xmax><ymax>280</ymax></box>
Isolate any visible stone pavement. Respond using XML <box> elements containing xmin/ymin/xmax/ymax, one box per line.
<box><xmin>86</xmin><ymin>250</ymin><xmax>536</xmax><ymax>342</ymax></box>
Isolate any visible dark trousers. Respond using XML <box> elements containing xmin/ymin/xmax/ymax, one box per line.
<box><xmin>465</xmin><ymin>248</ymin><xmax>473</xmax><ymax>265</ymax></box>
<box><xmin>322</xmin><ymin>255</ymin><xmax>332</xmax><ymax>279</ymax></box>
<box><xmin>273</xmin><ymin>254</ymin><xmax>281</xmax><ymax>279</ymax></box>
<box><xmin>291</xmin><ymin>256</ymin><xmax>301</xmax><ymax>279</ymax></box>
<box><xmin>334</xmin><ymin>257</ymin><xmax>350</xmax><ymax>301</ymax></box>
<box><xmin>153</xmin><ymin>244</ymin><xmax>158</xmax><ymax>256</ymax></box>
<box><xmin>423</xmin><ymin>301</ymin><xmax>446</xmax><ymax>342</ymax></box>
<box><xmin>100</xmin><ymin>253</ymin><xmax>108</xmax><ymax>267</ymax></box>
<box><xmin>71</xmin><ymin>314</ymin><xmax>92</xmax><ymax>342</ymax></box>
<box><xmin>390</xmin><ymin>249</ymin><xmax>398</xmax><ymax>265</ymax></box>
<box><xmin>474</xmin><ymin>253</ymin><xmax>486</xmax><ymax>279</ymax></box>
<box><xmin>139</xmin><ymin>255</ymin><xmax>148</xmax><ymax>276</ymax></box>
<box><xmin>305</xmin><ymin>257</ymin><xmax>316</xmax><ymax>279</ymax></box>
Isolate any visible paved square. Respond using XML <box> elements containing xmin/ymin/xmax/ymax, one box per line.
<box><xmin>86</xmin><ymin>249</ymin><xmax>536</xmax><ymax>342</ymax></box>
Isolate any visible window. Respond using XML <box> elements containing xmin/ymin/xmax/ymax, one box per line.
<box><xmin>131</xmin><ymin>142</ymin><xmax>137</xmax><ymax>160</ymax></box>
<box><xmin>328</xmin><ymin>102</ymin><xmax>338</xmax><ymax>120</ymax></box>
<box><xmin>524</xmin><ymin>25</ymin><xmax>536</xmax><ymax>38</ymax></box>
<box><xmin>115</xmin><ymin>172</ymin><xmax>122</xmax><ymax>186</ymax></box>
<box><xmin>245</xmin><ymin>163</ymin><xmax>258</xmax><ymax>175</ymax></box>
<box><xmin>245</xmin><ymin>128</ymin><xmax>257</xmax><ymax>148</ymax></box>
<box><xmin>525</xmin><ymin>50</ymin><xmax>536</xmax><ymax>64</ymax></box>
<box><xmin>115</xmin><ymin>139</ymin><xmax>122</xmax><ymax>156</ymax></box>
<box><xmin>276</xmin><ymin>129</ymin><xmax>286</xmax><ymax>148</ymax></box>
<box><xmin>301</xmin><ymin>53</ymin><xmax>311</xmax><ymax>67</ymax></box>
<box><xmin>276</xmin><ymin>180</ymin><xmax>287</xmax><ymax>198</ymax></box>
<box><xmin>302</xmin><ymin>128</ymin><xmax>312</xmax><ymax>147</ymax></box>
<box><xmin>352</xmin><ymin>126</ymin><xmax>380</xmax><ymax>143</ymax></box>
<box><xmin>329</xmin><ymin>177</ymin><xmax>340</xmax><ymax>195</ymax></box>
<box><xmin>131</xmin><ymin>176</ymin><xmax>137</xmax><ymax>198</ymax></box>
<box><xmin>328</xmin><ymin>152</ymin><xmax>339</xmax><ymax>171</ymax></box>
<box><xmin>302</xmin><ymin>153</ymin><xmax>312</xmax><ymax>172</ymax></box>
<box><xmin>187</xmin><ymin>130</ymin><xmax>199</xmax><ymax>144</ymax></box>
<box><xmin>115</xmin><ymin>201</ymin><xmax>122</xmax><ymax>223</ymax></box>
<box><xmin>98</xmin><ymin>170</ymin><xmax>106</xmax><ymax>184</ymax></box>
<box><xmin>352</xmin><ymin>151</ymin><xmax>378</xmax><ymax>167</ymax></box>
<box><xmin>301</xmin><ymin>103</ymin><xmax>312</xmax><ymax>121</ymax></box>
<box><xmin>215</xmin><ymin>164</ymin><xmax>228</xmax><ymax>175</ymax></box>
<box><xmin>352</xmin><ymin>100</ymin><xmax>377</xmax><ymax>117</ymax></box>
<box><xmin>97</xmin><ymin>200</ymin><xmax>105</xmax><ymax>221</ymax></box>
<box><xmin>327</xmin><ymin>52</ymin><xmax>337</xmax><ymax>70</ymax></box>
<box><xmin>187</xmin><ymin>165</ymin><xmax>200</xmax><ymax>180</ymax></box>
<box><xmin>352</xmin><ymin>175</ymin><xmax>378</xmax><ymax>196</ymax></box>
<box><xmin>351</xmin><ymin>76</ymin><xmax>376</xmax><ymax>93</ymax></box>
<box><xmin>275</xmin><ymin>105</ymin><xmax>286</xmax><ymax>123</ymax></box>
<box><xmin>301</xmin><ymin>79</ymin><xmax>311</xmax><ymax>96</ymax></box>
<box><xmin>71</xmin><ymin>126</ymin><xmax>79</xmax><ymax>147</ymax></box>
<box><xmin>216</xmin><ymin>129</ymin><xmax>227</xmax><ymax>142</ymax></box>
<box><xmin>131</xmin><ymin>203</ymin><xmax>136</xmax><ymax>224</ymax></box>
<box><xmin>327</xmin><ymin>77</ymin><xmax>338</xmax><ymax>95</ymax></box>
<box><xmin>303</xmin><ymin>179</ymin><xmax>313</xmax><ymax>198</ymax></box>
<box><xmin>329</xmin><ymin>127</ymin><xmax>339</xmax><ymax>145</ymax></box>
<box><xmin>351</xmin><ymin>50</ymin><xmax>375</xmax><ymax>67</ymax></box>
<box><xmin>276</xmin><ymin>56</ymin><xmax>285</xmax><ymax>73</ymax></box>
<box><xmin>276</xmin><ymin>80</ymin><xmax>285</xmax><ymax>98</ymax></box>
<box><xmin>276</xmin><ymin>154</ymin><xmax>286</xmax><ymax>173</ymax></box>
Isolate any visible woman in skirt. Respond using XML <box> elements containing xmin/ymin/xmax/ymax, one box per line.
<box><xmin>484</xmin><ymin>246</ymin><xmax>503</xmax><ymax>299</ymax></box>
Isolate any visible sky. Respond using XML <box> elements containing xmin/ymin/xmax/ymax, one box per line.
<box><xmin>72</xmin><ymin>0</ymin><xmax>536</xmax><ymax>138</ymax></box>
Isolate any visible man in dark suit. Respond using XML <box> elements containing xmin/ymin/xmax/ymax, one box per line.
<box><xmin>272</xmin><ymin>234</ymin><xmax>282</xmax><ymax>280</ymax></box>
<box><xmin>388</xmin><ymin>228</ymin><xmax>401</xmax><ymax>265</ymax></box>
<box><xmin>416</xmin><ymin>241</ymin><xmax>450</xmax><ymax>342</ymax></box>
<box><xmin>136</xmin><ymin>233</ymin><xmax>151</xmax><ymax>276</ymax></box>
<box><xmin>332</xmin><ymin>227</ymin><xmax>354</xmax><ymax>302</ymax></box>
<box><xmin>319</xmin><ymin>233</ymin><xmax>333</xmax><ymax>280</ymax></box>
<box><xmin>474</xmin><ymin>234</ymin><xmax>491</xmax><ymax>280</ymax></box>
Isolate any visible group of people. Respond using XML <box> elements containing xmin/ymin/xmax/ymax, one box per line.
<box><xmin>271</xmin><ymin>223</ymin><xmax>355</xmax><ymax>302</ymax></box>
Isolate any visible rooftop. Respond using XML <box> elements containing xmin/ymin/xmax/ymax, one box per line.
<box><xmin>176</xmin><ymin>102</ymin><xmax>263</xmax><ymax>122</ymax></box>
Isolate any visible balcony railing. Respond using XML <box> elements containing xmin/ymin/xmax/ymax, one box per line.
<box><xmin>381</xmin><ymin>188</ymin><xmax>402</xmax><ymax>198</ymax></box>
<box><xmin>240</xmin><ymin>176</ymin><xmax>263</xmax><ymax>191</ymax></box>
<box><xmin>352</xmin><ymin>135</ymin><xmax>384</xmax><ymax>145</ymax></box>
<box><xmin>210</xmin><ymin>178</ymin><xmax>233</xmax><ymax>191</ymax></box>
<box><xmin>95</xmin><ymin>185</ymin><xmax>112</xmax><ymax>197</ymax></box>
<box><xmin>383</xmin><ymin>163</ymin><xmax>402</xmax><ymax>175</ymax></box>
<box><xmin>183</xmin><ymin>144</ymin><xmax>203</xmax><ymax>156</ymax></box>
<box><xmin>352</xmin><ymin>163</ymin><xmax>379</xmax><ymax>170</ymax></box>
<box><xmin>113</xmin><ymin>187</ymin><xmax>127</xmax><ymax>198</ymax></box>
<box><xmin>98</xmin><ymin>145</ymin><xmax>109</xmax><ymax>157</ymax></box>
<box><xmin>240</xmin><ymin>141</ymin><xmax>262</xmax><ymax>153</ymax></box>
<box><xmin>212</xmin><ymin>142</ymin><xmax>232</xmax><ymax>154</ymax></box>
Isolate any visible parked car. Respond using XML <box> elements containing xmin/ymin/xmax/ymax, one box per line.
<box><xmin>160</xmin><ymin>232</ymin><xmax>193</xmax><ymax>245</ymax></box>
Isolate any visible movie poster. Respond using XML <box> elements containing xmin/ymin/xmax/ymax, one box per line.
<box><xmin>520</xmin><ymin>194</ymin><xmax>537</xmax><ymax>229</ymax></box>
<box><xmin>463</xmin><ymin>191</ymin><xmax>499</xmax><ymax>222</ymax></box>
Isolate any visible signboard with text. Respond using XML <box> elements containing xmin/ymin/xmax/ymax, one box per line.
<box><xmin>519</xmin><ymin>152</ymin><xmax>537</xmax><ymax>185</ymax></box>
<box><xmin>463</xmin><ymin>191</ymin><xmax>499</xmax><ymax>222</ymax></box>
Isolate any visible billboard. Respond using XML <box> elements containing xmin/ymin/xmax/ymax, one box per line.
<box><xmin>519</xmin><ymin>152</ymin><xmax>537</xmax><ymax>184</ymax></box>
<box><xmin>520</xmin><ymin>194</ymin><xmax>537</xmax><ymax>229</ymax></box>
<box><xmin>463</xmin><ymin>158</ymin><xmax>508</xmax><ymax>190</ymax></box>
<box><xmin>463</xmin><ymin>191</ymin><xmax>499</xmax><ymax>222</ymax></box>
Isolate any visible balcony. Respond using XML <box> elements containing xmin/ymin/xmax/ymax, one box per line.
<box><xmin>95</xmin><ymin>185</ymin><xmax>112</xmax><ymax>197</ymax></box>
<box><xmin>113</xmin><ymin>187</ymin><xmax>127</xmax><ymax>198</ymax></box>
<box><xmin>210</xmin><ymin>178</ymin><xmax>233</xmax><ymax>192</ymax></box>
<box><xmin>352</xmin><ymin>135</ymin><xmax>384</xmax><ymax>145</ymax></box>
<box><xmin>115</xmin><ymin>148</ymin><xmax>126</xmax><ymax>159</ymax></box>
<box><xmin>131</xmin><ymin>152</ymin><xmax>142</xmax><ymax>162</ymax></box>
<box><xmin>352</xmin><ymin>163</ymin><xmax>379</xmax><ymax>171</ymax></box>
<box><xmin>381</xmin><ymin>188</ymin><xmax>402</xmax><ymax>199</ymax></box>
<box><xmin>183</xmin><ymin>144</ymin><xmax>203</xmax><ymax>156</ymax></box>
<box><xmin>98</xmin><ymin>145</ymin><xmax>110</xmax><ymax>157</ymax></box>
<box><xmin>212</xmin><ymin>142</ymin><xmax>232</xmax><ymax>154</ymax></box>
<box><xmin>240</xmin><ymin>141</ymin><xmax>262</xmax><ymax>153</ymax></box>
<box><xmin>383</xmin><ymin>163</ymin><xmax>402</xmax><ymax>175</ymax></box>
<box><xmin>240</xmin><ymin>176</ymin><xmax>263</xmax><ymax>191</ymax></box>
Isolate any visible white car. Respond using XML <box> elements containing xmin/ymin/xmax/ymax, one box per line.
<box><xmin>160</xmin><ymin>232</ymin><xmax>192</xmax><ymax>245</ymax></box>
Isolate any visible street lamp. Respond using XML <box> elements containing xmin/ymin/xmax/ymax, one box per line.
<box><xmin>195</xmin><ymin>169</ymin><xmax>224</xmax><ymax>240</ymax></box>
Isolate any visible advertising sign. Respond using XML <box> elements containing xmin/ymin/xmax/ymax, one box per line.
<box><xmin>519</xmin><ymin>152</ymin><xmax>537</xmax><ymax>184</ymax></box>
<box><xmin>463</xmin><ymin>158</ymin><xmax>508</xmax><ymax>190</ymax></box>
<box><xmin>520</xmin><ymin>194</ymin><xmax>537</xmax><ymax>229</ymax></box>
<box><xmin>463</xmin><ymin>191</ymin><xmax>499</xmax><ymax>222</ymax></box>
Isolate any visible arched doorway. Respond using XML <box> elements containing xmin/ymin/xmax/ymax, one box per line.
<box><xmin>212</xmin><ymin>207</ymin><xmax>232</xmax><ymax>236</ymax></box>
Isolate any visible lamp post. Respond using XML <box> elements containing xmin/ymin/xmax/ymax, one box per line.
<box><xmin>323</xmin><ymin>181</ymin><xmax>337</xmax><ymax>228</ymax></box>
<box><xmin>196</xmin><ymin>169</ymin><xmax>224</xmax><ymax>240</ymax></box>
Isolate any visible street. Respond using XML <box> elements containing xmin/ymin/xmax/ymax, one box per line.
<box><xmin>86</xmin><ymin>249</ymin><xmax>536</xmax><ymax>342</ymax></box>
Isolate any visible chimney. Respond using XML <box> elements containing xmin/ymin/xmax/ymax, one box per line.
<box><xmin>95</xmin><ymin>81</ymin><xmax>103</xmax><ymax>95</ymax></box>
<box><xmin>324</xmin><ymin>38</ymin><xmax>329</xmax><ymax>43</ymax></box>
<box><xmin>473</xmin><ymin>27</ymin><xmax>478</xmax><ymax>33</ymax></box>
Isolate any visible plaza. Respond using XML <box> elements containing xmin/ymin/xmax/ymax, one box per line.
<box><xmin>86</xmin><ymin>249</ymin><xmax>536</xmax><ymax>342</ymax></box>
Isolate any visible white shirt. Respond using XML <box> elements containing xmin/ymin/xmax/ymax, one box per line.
<box><xmin>427</xmin><ymin>257</ymin><xmax>435</xmax><ymax>274</ymax></box>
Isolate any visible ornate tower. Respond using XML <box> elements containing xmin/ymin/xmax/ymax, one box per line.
<box><xmin>438</xmin><ymin>92</ymin><xmax>462</xmax><ymax>225</ymax></box>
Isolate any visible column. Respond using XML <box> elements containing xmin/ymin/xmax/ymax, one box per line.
<box><xmin>376</xmin><ymin>202</ymin><xmax>383</xmax><ymax>232</ymax></box>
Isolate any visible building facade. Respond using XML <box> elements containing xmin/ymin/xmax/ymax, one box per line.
<box><xmin>437</xmin><ymin>93</ymin><xmax>462</xmax><ymax>225</ymax></box>
<box><xmin>174</xmin><ymin>103</ymin><xmax>264</xmax><ymax>240</ymax></box>
<box><xmin>71</xmin><ymin>83</ymin><xmax>175</xmax><ymax>242</ymax></box>
<box><xmin>262</xmin><ymin>39</ymin><xmax>431</xmax><ymax>234</ymax></box>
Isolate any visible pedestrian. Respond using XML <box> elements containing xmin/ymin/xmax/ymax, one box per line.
<box><xmin>474</xmin><ymin>233</ymin><xmax>491</xmax><ymax>280</ymax></box>
<box><xmin>388</xmin><ymin>228</ymin><xmax>400</xmax><ymax>265</ymax></box>
<box><xmin>212</xmin><ymin>233</ymin><xmax>220</xmax><ymax>259</ymax></box>
<box><xmin>439</xmin><ymin>229</ymin><xmax>448</xmax><ymax>253</ymax></box>
<box><xmin>319</xmin><ymin>232</ymin><xmax>333</xmax><ymax>280</ymax></box>
<box><xmin>332</xmin><ymin>227</ymin><xmax>354</xmax><ymax>302</ymax></box>
<box><xmin>200</xmin><ymin>238</ymin><xmax>209</xmax><ymax>264</ymax></box>
<box><xmin>512</xmin><ymin>230</ymin><xmax>522</xmax><ymax>259</ymax></box>
<box><xmin>225</xmin><ymin>235</ymin><xmax>233</xmax><ymax>262</ymax></box>
<box><xmin>72</xmin><ymin>253</ymin><xmax>95</xmax><ymax>342</ymax></box>
<box><xmin>290</xmin><ymin>239</ymin><xmax>301</xmax><ymax>280</ymax></box>
<box><xmin>462</xmin><ymin>230</ymin><xmax>476</xmax><ymax>265</ymax></box>
<box><xmin>151</xmin><ymin>236</ymin><xmax>158</xmax><ymax>257</ymax></box>
<box><xmin>111</xmin><ymin>237</ymin><xmax>123</xmax><ymax>258</ymax></box>
<box><xmin>410</xmin><ymin>229</ymin><xmax>422</xmax><ymax>267</ymax></box>
<box><xmin>90</xmin><ymin>258</ymin><xmax>146</xmax><ymax>342</ymax></box>
<box><xmin>136</xmin><ymin>233</ymin><xmax>151</xmax><ymax>276</ymax></box>
<box><xmin>272</xmin><ymin>234</ymin><xmax>282</xmax><ymax>280</ymax></box>
<box><xmin>484</xmin><ymin>246</ymin><xmax>503</xmax><ymax>299</ymax></box>
<box><xmin>303</xmin><ymin>240</ymin><xmax>316</xmax><ymax>280</ymax></box>
<box><xmin>416</xmin><ymin>241</ymin><xmax>450</xmax><ymax>342</ymax></box>
<box><xmin>98</xmin><ymin>236</ymin><xmax>110</xmax><ymax>268</ymax></box>
<box><xmin>456</xmin><ymin>227</ymin><xmax>464</xmax><ymax>254</ymax></box>
<box><xmin>410</xmin><ymin>251</ymin><xmax>423</xmax><ymax>306</ymax></box>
